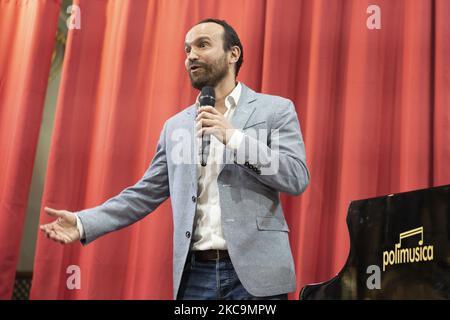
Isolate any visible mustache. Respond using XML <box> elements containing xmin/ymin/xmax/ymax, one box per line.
<box><xmin>189</xmin><ymin>62</ymin><xmax>208</xmax><ymax>69</ymax></box>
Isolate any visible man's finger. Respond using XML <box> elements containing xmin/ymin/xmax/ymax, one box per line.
<box><xmin>44</xmin><ymin>207</ymin><xmax>65</xmax><ymax>218</ymax></box>
<box><xmin>196</xmin><ymin>111</ymin><xmax>217</xmax><ymax>121</ymax></box>
<box><xmin>40</xmin><ymin>224</ymin><xmax>50</xmax><ymax>233</ymax></box>
<box><xmin>198</xmin><ymin>127</ymin><xmax>217</xmax><ymax>137</ymax></box>
<box><xmin>198</xmin><ymin>119</ymin><xmax>216</xmax><ymax>128</ymax></box>
<box><xmin>49</xmin><ymin>231</ymin><xmax>63</xmax><ymax>243</ymax></box>
<box><xmin>198</xmin><ymin>106</ymin><xmax>219</xmax><ymax>114</ymax></box>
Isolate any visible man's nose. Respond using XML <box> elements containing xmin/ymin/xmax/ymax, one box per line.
<box><xmin>187</xmin><ymin>49</ymin><xmax>199</xmax><ymax>61</ymax></box>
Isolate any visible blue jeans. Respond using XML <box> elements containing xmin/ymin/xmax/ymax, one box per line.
<box><xmin>177</xmin><ymin>253</ymin><xmax>288</xmax><ymax>300</ymax></box>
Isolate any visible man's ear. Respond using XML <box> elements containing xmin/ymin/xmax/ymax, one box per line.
<box><xmin>229</xmin><ymin>46</ymin><xmax>241</xmax><ymax>65</ymax></box>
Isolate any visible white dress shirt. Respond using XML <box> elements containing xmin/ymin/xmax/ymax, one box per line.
<box><xmin>76</xmin><ymin>83</ymin><xmax>244</xmax><ymax>249</ymax></box>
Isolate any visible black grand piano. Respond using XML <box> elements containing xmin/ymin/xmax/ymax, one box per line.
<box><xmin>300</xmin><ymin>184</ymin><xmax>450</xmax><ymax>299</ymax></box>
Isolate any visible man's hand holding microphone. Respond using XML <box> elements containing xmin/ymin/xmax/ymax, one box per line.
<box><xmin>197</xmin><ymin>86</ymin><xmax>237</xmax><ymax>166</ymax></box>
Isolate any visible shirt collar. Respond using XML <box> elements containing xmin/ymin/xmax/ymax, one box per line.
<box><xmin>195</xmin><ymin>82</ymin><xmax>242</xmax><ymax>111</ymax></box>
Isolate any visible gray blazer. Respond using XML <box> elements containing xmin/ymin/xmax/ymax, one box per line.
<box><xmin>77</xmin><ymin>83</ymin><xmax>310</xmax><ymax>299</ymax></box>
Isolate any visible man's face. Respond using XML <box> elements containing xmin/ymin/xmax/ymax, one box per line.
<box><xmin>184</xmin><ymin>23</ymin><xmax>230</xmax><ymax>90</ymax></box>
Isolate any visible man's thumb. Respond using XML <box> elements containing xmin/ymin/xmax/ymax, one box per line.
<box><xmin>44</xmin><ymin>207</ymin><xmax>66</xmax><ymax>218</ymax></box>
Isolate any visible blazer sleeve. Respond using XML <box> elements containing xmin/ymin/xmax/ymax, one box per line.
<box><xmin>233</xmin><ymin>99</ymin><xmax>310</xmax><ymax>195</ymax></box>
<box><xmin>76</xmin><ymin>121</ymin><xmax>170</xmax><ymax>245</ymax></box>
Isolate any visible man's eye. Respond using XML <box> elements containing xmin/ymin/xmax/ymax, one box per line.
<box><xmin>200</xmin><ymin>42</ymin><xmax>207</xmax><ymax>48</ymax></box>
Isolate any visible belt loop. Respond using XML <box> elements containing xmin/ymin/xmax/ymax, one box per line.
<box><xmin>191</xmin><ymin>251</ymin><xmax>196</xmax><ymax>267</ymax></box>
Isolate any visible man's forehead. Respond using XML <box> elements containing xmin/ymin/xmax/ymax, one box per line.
<box><xmin>185</xmin><ymin>23</ymin><xmax>224</xmax><ymax>44</ymax></box>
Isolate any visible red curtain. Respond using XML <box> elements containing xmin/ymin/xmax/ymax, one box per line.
<box><xmin>30</xmin><ymin>0</ymin><xmax>450</xmax><ymax>299</ymax></box>
<box><xmin>0</xmin><ymin>0</ymin><xmax>61</xmax><ymax>299</ymax></box>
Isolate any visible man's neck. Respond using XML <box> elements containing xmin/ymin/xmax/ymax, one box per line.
<box><xmin>213</xmin><ymin>77</ymin><xmax>237</xmax><ymax>114</ymax></box>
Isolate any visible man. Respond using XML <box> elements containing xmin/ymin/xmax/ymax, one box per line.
<box><xmin>40</xmin><ymin>18</ymin><xmax>310</xmax><ymax>300</ymax></box>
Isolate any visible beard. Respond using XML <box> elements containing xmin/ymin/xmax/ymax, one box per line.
<box><xmin>188</xmin><ymin>55</ymin><xmax>228</xmax><ymax>90</ymax></box>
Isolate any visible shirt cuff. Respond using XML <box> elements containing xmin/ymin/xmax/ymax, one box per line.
<box><xmin>76</xmin><ymin>215</ymin><xmax>85</xmax><ymax>240</ymax></box>
<box><xmin>226</xmin><ymin>129</ymin><xmax>244</xmax><ymax>151</ymax></box>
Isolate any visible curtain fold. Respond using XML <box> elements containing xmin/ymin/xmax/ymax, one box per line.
<box><xmin>29</xmin><ymin>0</ymin><xmax>449</xmax><ymax>299</ymax></box>
<box><xmin>0</xmin><ymin>0</ymin><xmax>60</xmax><ymax>299</ymax></box>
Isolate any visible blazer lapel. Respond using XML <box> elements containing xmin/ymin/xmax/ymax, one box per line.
<box><xmin>220</xmin><ymin>83</ymin><xmax>258</xmax><ymax>173</ymax></box>
<box><xmin>230</xmin><ymin>84</ymin><xmax>258</xmax><ymax>129</ymax></box>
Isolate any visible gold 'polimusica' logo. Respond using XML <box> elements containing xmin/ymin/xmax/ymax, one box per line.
<box><xmin>382</xmin><ymin>226</ymin><xmax>434</xmax><ymax>271</ymax></box>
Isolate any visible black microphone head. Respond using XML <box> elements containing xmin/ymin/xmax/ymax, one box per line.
<box><xmin>199</xmin><ymin>86</ymin><xmax>215</xmax><ymax>107</ymax></box>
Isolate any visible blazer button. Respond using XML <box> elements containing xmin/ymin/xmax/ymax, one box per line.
<box><xmin>245</xmin><ymin>161</ymin><xmax>249</xmax><ymax>167</ymax></box>
<box><xmin>185</xmin><ymin>231</ymin><xmax>191</xmax><ymax>239</ymax></box>
<box><xmin>191</xmin><ymin>196</ymin><xmax>196</xmax><ymax>203</ymax></box>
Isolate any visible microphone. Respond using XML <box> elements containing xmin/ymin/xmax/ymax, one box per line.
<box><xmin>199</xmin><ymin>86</ymin><xmax>215</xmax><ymax>166</ymax></box>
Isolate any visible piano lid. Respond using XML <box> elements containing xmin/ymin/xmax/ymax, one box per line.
<box><xmin>300</xmin><ymin>184</ymin><xmax>450</xmax><ymax>299</ymax></box>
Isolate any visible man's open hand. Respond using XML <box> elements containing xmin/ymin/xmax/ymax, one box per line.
<box><xmin>39</xmin><ymin>207</ymin><xmax>80</xmax><ymax>244</ymax></box>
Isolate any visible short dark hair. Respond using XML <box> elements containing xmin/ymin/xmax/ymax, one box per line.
<box><xmin>197</xmin><ymin>18</ymin><xmax>244</xmax><ymax>77</ymax></box>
